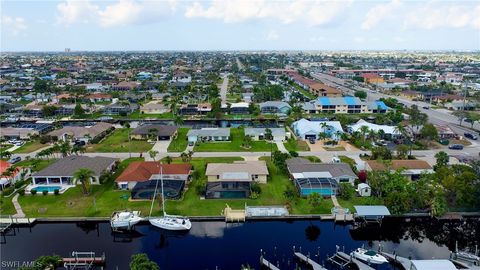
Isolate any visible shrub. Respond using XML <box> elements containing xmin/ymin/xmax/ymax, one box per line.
<box><xmin>339</xmin><ymin>183</ymin><xmax>355</xmax><ymax>200</ymax></box>
<box><xmin>250</xmin><ymin>191</ymin><xmax>260</xmax><ymax>199</ymax></box>
<box><xmin>2</xmin><ymin>187</ymin><xmax>14</xmax><ymax>196</ymax></box>
<box><xmin>42</xmin><ymin>190</ymin><xmax>48</xmax><ymax>196</ymax></box>
<box><xmin>14</xmin><ymin>180</ymin><xmax>25</xmax><ymax>189</ymax></box>
<box><xmin>30</xmin><ymin>189</ymin><xmax>37</xmax><ymax>195</ymax></box>
<box><xmin>250</xmin><ymin>182</ymin><xmax>262</xmax><ymax>194</ymax></box>
<box><xmin>19</xmin><ymin>189</ymin><xmax>25</xmax><ymax>196</ymax></box>
<box><xmin>289</xmin><ymin>150</ymin><xmax>299</xmax><ymax>157</ymax></box>
<box><xmin>54</xmin><ymin>189</ymin><xmax>60</xmax><ymax>195</ymax></box>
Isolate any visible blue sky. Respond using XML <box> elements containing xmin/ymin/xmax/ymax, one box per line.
<box><xmin>1</xmin><ymin>0</ymin><xmax>479</xmax><ymax>51</ymax></box>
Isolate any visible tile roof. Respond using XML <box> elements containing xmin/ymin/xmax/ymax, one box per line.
<box><xmin>131</xmin><ymin>125</ymin><xmax>178</xmax><ymax>137</ymax></box>
<box><xmin>116</xmin><ymin>162</ymin><xmax>192</xmax><ymax>182</ymax></box>
<box><xmin>286</xmin><ymin>158</ymin><xmax>356</xmax><ymax>178</ymax></box>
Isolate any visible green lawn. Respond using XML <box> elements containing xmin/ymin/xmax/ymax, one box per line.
<box><xmin>13</xmin><ymin>141</ymin><xmax>48</xmax><ymax>154</ymax></box>
<box><xmin>284</xmin><ymin>138</ymin><xmax>310</xmax><ymax>152</ymax></box>
<box><xmin>167</xmin><ymin>128</ymin><xmax>189</xmax><ymax>152</ymax></box>
<box><xmin>0</xmin><ymin>195</ymin><xmax>16</xmax><ymax>215</ymax></box>
<box><xmin>194</xmin><ymin>127</ymin><xmax>278</xmax><ymax>152</ymax></box>
<box><xmin>292</xmin><ymin>83</ymin><xmax>316</xmax><ymax>99</ymax></box>
<box><xmin>0</xmin><ymin>144</ymin><xmax>13</xmax><ymax>151</ymax></box>
<box><xmin>337</xmin><ymin>196</ymin><xmax>383</xmax><ymax>213</ymax></box>
<box><xmin>86</xmin><ymin>128</ymin><xmax>153</xmax><ymax>153</ymax></box>
<box><xmin>16</xmin><ymin>159</ymin><xmax>57</xmax><ymax>172</ymax></box>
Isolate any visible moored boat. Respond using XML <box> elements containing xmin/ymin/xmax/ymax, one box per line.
<box><xmin>351</xmin><ymin>248</ymin><xmax>388</xmax><ymax>264</ymax></box>
<box><xmin>110</xmin><ymin>211</ymin><xmax>143</xmax><ymax>230</ymax></box>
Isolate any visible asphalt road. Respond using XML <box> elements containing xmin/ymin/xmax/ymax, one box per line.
<box><xmin>219</xmin><ymin>73</ymin><xmax>229</xmax><ymax>105</ymax></box>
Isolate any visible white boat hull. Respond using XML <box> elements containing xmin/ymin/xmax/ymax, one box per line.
<box><xmin>111</xmin><ymin>211</ymin><xmax>143</xmax><ymax>230</ymax></box>
<box><xmin>351</xmin><ymin>248</ymin><xmax>388</xmax><ymax>264</ymax></box>
<box><xmin>149</xmin><ymin>216</ymin><xmax>192</xmax><ymax>231</ymax></box>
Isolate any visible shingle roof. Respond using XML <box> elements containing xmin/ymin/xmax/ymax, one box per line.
<box><xmin>48</xmin><ymin>122</ymin><xmax>112</xmax><ymax>139</ymax></box>
<box><xmin>116</xmin><ymin>162</ymin><xmax>192</xmax><ymax>182</ymax></box>
<box><xmin>34</xmin><ymin>156</ymin><xmax>117</xmax><ymax>177</ymax></box>
<box><xmin>206</xmin><ymin>161</ymin><xmax>269</xmax><ymax>181</ymax></box>
<box><xmin>286</xmin><ymin>158</ymin><xmax>356</xmax><ymax>178</ymax></box>
<box><xmin>131</xmin><ymin>125</ymin><xmax>178</xmax><ymax>137</ymax></box>
<box><xmin>244</xmin><ymin>128</ymin><xmax>285</xmax><ymax>137</ymax></box>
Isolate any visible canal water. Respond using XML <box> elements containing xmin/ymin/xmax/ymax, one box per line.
<box><xmin>1</xmin><ymin>217</ymin><xmax>479</xmax><ymax>269</ymax></box>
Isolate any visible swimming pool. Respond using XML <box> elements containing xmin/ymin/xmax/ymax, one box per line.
<box><xmin>32</xmin><ymin>186</ymin><xmax>62</xmax><ymax>192</ymax></box>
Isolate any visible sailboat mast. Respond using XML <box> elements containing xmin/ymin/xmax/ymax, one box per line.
<box><xmin>149</xmin><ymin>162</ymin><xmax>161</xmax><ymax>217</ymax></box>
<box><xmin>161</xmin><ymin>167</ymin><xmax>166</xmax><ymax>216</ymax></box>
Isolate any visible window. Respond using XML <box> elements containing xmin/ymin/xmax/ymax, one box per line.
<box><xmin>339</xmin><ymin>178</ymin><xmax>350</xmax><ymax>183</ymax></box>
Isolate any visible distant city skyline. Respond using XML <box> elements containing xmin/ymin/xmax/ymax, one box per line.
<box><xmin>2</xmin><ymin>0</ymin><xmax>479</xmax><ymax>52</ymax></box>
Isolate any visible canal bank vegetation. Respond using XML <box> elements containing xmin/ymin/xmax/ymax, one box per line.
<box><xmin>366</xmin><ymin>152</ymin><xmax>480</xmax><ymax>216</ymax></box>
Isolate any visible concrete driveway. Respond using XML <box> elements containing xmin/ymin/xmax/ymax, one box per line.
<box><xmin>275</xmin><ymin>140</ymin><xmax>288</xmax><ymax>153</ymax></box>
<box><xmin>151</xmin><ymin>140</ymin><xmax>171</xmax><ymax>153</ymax></box>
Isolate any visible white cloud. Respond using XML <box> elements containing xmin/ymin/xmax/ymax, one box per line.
<box><xmin>56</xmin><ymin>0</ymin><xmax>176</xmax><ymax>28</ymax></box>
<box><xmin>361</xmin><ymin>0</ymin><xmax>402</xmax><ymax>30</ymax></box>
<box><xmin>403</xmin><ymin>1</ymin><xmax>480</xmax><ymax>30</ymax></box>
<box><xmin>184</xmin><ymin>0</ymin><xmax>351</xmax><ymax>26</ymax></box>
<box><xmin>2</xmin><ymin>16</ymin><xmax>28</xmax><ymax>36</ymax></box>
<box><xmin>266</xmin><ymin>30</ymin><xmax>279</xmax><ymax>41</ymax></box>
<box><xmin>57</xmin><ymin>0</ymin><xmax>100</xmax><ymax>25</ymax></box>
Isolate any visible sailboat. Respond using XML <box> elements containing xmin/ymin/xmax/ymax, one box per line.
<box><xmin>148</xmin><ymin>165</ymin><xmax>192</xmax><ymax>231</ymax></box>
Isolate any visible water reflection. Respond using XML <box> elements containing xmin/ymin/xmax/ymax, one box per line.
<box><xmin>0</xmin><ymin>218</ymin><xmax>478</xmax><ymax>269</ymax></box>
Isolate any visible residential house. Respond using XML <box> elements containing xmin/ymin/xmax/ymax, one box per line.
<box><xmin>31</xmin><ymin>156</ymin><xmax>117</xmax><ymax>186</ymax></box>
<box><xmin>365</xmin><ymin>160</ymin><xmax>434</xmax><ymax>180</ymax></box>
<box><xmin>0</xmin><ymin>127</ymin><xmax>39</xmax><ymax>140</ymax></box>
<box><xmin>111</xmin><ymin>81</ymin><xmax>140</xmax><ymax>91</ymax></box>
<box><xmin>130</xmin><ymin>125</ymin><xmax>178</xmax><ymax>141</ymax></box>
<box><xmin>86</xmin><ymin>93</ymin><xmax>112</xmax><ymax>103</ymax></box>
<box><xmin>205</xmin><ymin>161</ymin><xmax>269</xmax><ymax>199</ymax></box>
<box><xmin>187</xmin><ymin>128</ymin><xmax>230</xmax><ymax>143</ymax></box>
<box><xmin>102</xmin><ymin>103</ymin><xmax>137</xmax><ymax>115</ymax></box>
<box><xmin>244</xmin><ymin>128</ymin><xmax>287</xmax><ymax>141</ymax></box>
<box><xmin>48</xmin><ymin>122</ymin><xmax>113</xmax><ymax>142</ymax></box>
<box><xmin>171</xmin><ymin>71</ymin><xmax>192</xmax><ymax>84</ymax></box>
<box><xmin>140</xmin><ymin>102</ymin><xmax>170</xmax><ymax>114</ymax></box>
<box><xmin>229</xmin><ymin>102</ymin><xmax>250</xmax><ymax>114</ymax></box>
<box><xmin>348</xmin><ymin>119</ymin><xmax>401</xmax><ymax>139</ymax></box>
<box><xmin>309</xmin><ymin>83</ymin><xmax>342</xmax><ymax>97</ymax></box>
<box><xmin>286</xmin><ymin>158</ymin><xmax>357</xmax><ymax>185</ymax></box>
<box><xmin>178</xmin><ymin>103</ymin><xmax>212</xmax><ymax>115</ymax></box>
<box><xmin>445</xmin><ymin>100</ymin><xmax>477</xmax><ymax>111</ymax></box>
<box><xmin>115</xmin><ymin>162</ymin><xmax>192</xmax><ymax>199</ymax></box>
<box><xmin>435</xmin><ymin>125</ymin><xmax>456</xmax><ymax>140</ymax></box>
<box><xmin>0</xmin><ymin>160</ymin><xmax>30</xmax><ymax>190</ymax></box>
<box><xmin>259</xmin><ymin>101</ymin><xmax>291</xmax><ymax>115</ymax></box>
<box><xmin>291</xmin><ymin>118</ymin><xmax>344</xmax><ymax>140</ymax></box>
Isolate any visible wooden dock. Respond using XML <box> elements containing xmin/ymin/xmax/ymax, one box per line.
<box><xmin>259</xmin><ymin>256</ymin><xmax>280</xmax><ymax>270</ymax></box>
<box><xmin>63</xmin><ymin>251</ymin><xmax>105</xmax><ymax>269</ymax></box>
<box><xmin>224</xmin><ymin>205</ymin><xmax>246</xmax><ymax>222</ymax></box>
<box><xmin>294</xmin><ymin>252</ymin><xmax>327</xmax><ymax>270</ymax></box>
<box><xmin>335</xmin><ymin>251</ymin><xmax>375</xmax><ymax>270</ymax></box>
<box><xmin>379</xmin><ymin>251</ymin><xmax>412</xmax><ymax>270</ymax></box>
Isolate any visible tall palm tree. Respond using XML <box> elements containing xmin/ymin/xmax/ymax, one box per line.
<box><xmin>359</xmin><ymin>126</ymin><xmax>370</xmax><ymax>148</ymax></box>
<box><xmin>148</xmin><ymin>150</ymin><xmax>159</xmax><ymax>161</ymax></box>
<box><xmin>73</xmin><ymin>168</ymin><xmax>94</xmax><ymax>195</ymax></box>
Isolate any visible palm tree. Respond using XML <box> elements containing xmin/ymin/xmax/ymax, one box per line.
<box><xmin>165</xmin><ymin>156</ymin><xmax>173</xmax><ymax>164</ymax></box>
<box><xmin>148</xmin><ymin>150</ymin><xmax>159</xmax><ymax>161</ymax></box>
<box><xmin>73</xmin><ymin>168</ymin><xmax>94</xmax><ymax>195</ymax></box>
<box><xmin>359</xmin><ymin>126</ymin><xmax>370</xmax><ymax>147</ymax></box>
<box><xmin>243</xmin><ymin>135</ymin><xmax>252</xmax><ymax>148</ymax></box>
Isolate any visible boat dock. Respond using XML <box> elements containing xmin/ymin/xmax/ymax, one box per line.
<box><xmin>63</xmin><ymin>251</ymin><xmax>105</xmax><ymax>269</ymax></box>
<box><xmin>224</xmin><ymin>204</ymin><xmax>246</xmax><ymax>222</ymax></box>
<box><xmin>259</xmin><ymin>256</ymin><xmax>280</xmax><ymax>270</ymax></box>
<box><xmin>327</xmin><ymin>247</ymin><xmax>374</xmax><ymax>270</ymax></box>
<box><xmin>294</xmin><ymin>252</ymin><xmax>327</xmax><ymax>270</ymax></box>
<box><xmin>0</xmin><ymin>215</ymin><xmax>35</xmax><ymax>234</ymax></box>
<box><xmin>379</xmin><ymin>251</ymin><xmax>413</xmax><ymax>270</ymax></box>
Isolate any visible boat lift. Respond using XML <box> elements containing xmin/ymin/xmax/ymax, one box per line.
<box><xmin>293</xmin><ymin>246</ymin><xmax>328</xmax><ymax>270</ymax></box>
<box><xmin>63</xmin><ymin>251</ymin><xmax>105</xmax><ymax>270</ymax></box>
<box><xmin>327</xmin><ymin>246</ymin><xmax>375</xmax><ymax>270</ymax></box>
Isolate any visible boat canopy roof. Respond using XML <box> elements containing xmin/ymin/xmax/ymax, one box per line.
<box><xmin>410</xmin><ymin>260</ymin><xmax>457</xmax><ymax>270</ymax></box>
<box><xmin>354</xmin><ymin>205</ymin><xmax>391</xmax><ymax>217</ymax></box>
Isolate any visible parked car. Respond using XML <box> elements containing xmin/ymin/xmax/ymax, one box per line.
<box><xmin>422</xmin><ymin>106</ymin><xmax>430</xmax><ymax>110</ymax></box>
<box><xmin>14</xmin><ymin>141</ymin><xmax>24</xmax><ymax>146</ymax></box>
<box><xmin>8</xmin><ymin>156</ymin><xmax>21</xmax><ymax>164</ymax></box>
<box><xmin>309</xmin><ymin>138</ymin><xmax>316</xmax><ymax>144</ymax></box>
<box><xmin>448</xmin><ymin>144</ymin><xmax>464</xmax><ymax>150</ymax></box>
<box><xmin>74</xmin><ymin>140</ymin><xmax>86</xmax><ymax>146</ymax></box>
<box><xmin>464</xmin><ymin>132</ymin><xmax>478</xmax><ymax>140</ymax></box>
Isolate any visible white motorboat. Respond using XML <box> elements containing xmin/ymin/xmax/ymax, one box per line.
<box><xmin>351</xmin><ymin>248</ymin><xmax>388</xmax><ymax>264</ymax></box>
<box><xmin>110</xmin><ymin>211</ymin><xmax>143</xmax><ymax>230</ymax></box>
<box><xmin>148</xmin><ymin>165</ymin><xmax>192</xmax><ymax>231</ymax></box>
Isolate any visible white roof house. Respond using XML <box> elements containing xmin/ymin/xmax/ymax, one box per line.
<box><xmin>292</xmin><ymin>118</ymin><xmax>344</xmax><ymax>140</ymax></box>
<box><xmin>410</xmin><ymin>260</ymin><xmax>457</xmax><ymax>270</ymax></box>
<box><xmin>348</xmin><ymin>119</ymin><xmax>400</xmax><ymax>137</ymax></box>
